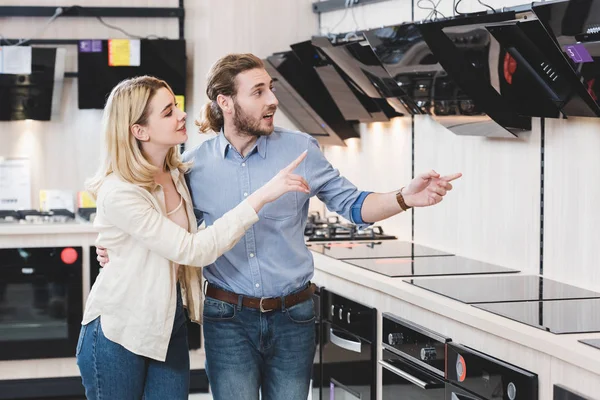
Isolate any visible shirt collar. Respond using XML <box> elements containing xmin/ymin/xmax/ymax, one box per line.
<box><xmin>218</xmin><ymin>129</ymin><xmax>268</xmax><ymax>159</ymax></box>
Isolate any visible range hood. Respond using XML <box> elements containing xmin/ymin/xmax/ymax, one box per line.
<box><xmin>0</xmin><ymin>47</ymin><xmax>66</xmax><ymax>121</ymax></box>
<box><xmin>417</xmin><ymin>5</ymin><xmax>600</xmax><ymax>129</ymax></box>
<box><xmin>530</xmin><ymin>0</ymin><xmax>600</xmax><ymax>116</ymax></box>
<box><xmin>264</xmin><ymin>51</ymin><xmax>359</xmax><ymax>146</ymax></box>
<box><xmin>290</xmin><ymin>40</ymin><xmax>403</xmax><ymax>122</ymax></box>
<box><xmin>363</xmin><ymin>22</ymin><xmax>527</xmax><ymax>138</ymax></box>
<box><xmin>311</xmin><ymin>35</ymin><xmax>418</xmax><ymax>116</ymax></box>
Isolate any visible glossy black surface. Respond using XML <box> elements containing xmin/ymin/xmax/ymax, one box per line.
<box><xmin>308</xmin><ymin>240</ymin><xmax>453</xmax><ymax>260</ymax></box>
<box><xmin>405</xmin><ymin>275</ymin><xmax>600</xmax><ymax>304</ymax></box>
<box><xmin>446</xmin><ymin>342</ymin><xmax>538</xmax><ymax>399</ymax></box>
<box><xmin>321</xmin><ymin>289</ymin><xmax>376</xmax><ymax>400</ymax></box>
<box><xmin>0</xmin><ymin>48</ymin><xmax>57</xmax><ymax>121</ymax></box>
<box><xmin>381</xmin><ymin>350</ymin><xmax>446</xmax><ymax>399</ymax></box>
<box><xmin>265</xmin><ymin>51</ymin><xmax>360</xmax><ymax>143</ymax></box>
<box><xmin>0</xmin><ymin>247</ymin><xmax>83</xmax><ymax>360</ymax></box>
<box><xmin>364</xmin><ymin>22</ymin><xmax>512</xmax><ymax>138</ymax></box>
<box><xmin>291</xmin><ymin>40</ymin><xmax>401</xmax><ymax>122</ymax></box>
<box><xmin>346</xmin><ymin>256</ymin><xmax>518</xmax><ymax>277</ymax></box>
<box><xmin>78</xmin><ymin>40</ymin><xmax>186</xmax><ymax>109</ymax></box>
<box><xmin>476</xmin><ymin>298</ymin><xmax>600</xmax><ymax>334</ymax></box>
<box><xmin>417</xmin><ymin>13</ymin><xmax>534</xmax><ymax>134</ymax></box>
<box><xmin>485</xmin><ymin>19</ymin><xmax>600</xmax><ymax>118</ymax></box>
<box><xmin>382</xmin><ymin>313</ymin><xmax>450</xmax><ymax>376</ymax></box>
<box><xmin>534</xmin><ymin>0</ymin><xmax>600</xmax><ymax>116</ymax></box>
<box><xmin>311</xmin><ymin>35</ymin><xmax>418</xmax><ymax>115</ymax></box>
<box><xmin>554</xmin><ymin>384</ymin><xmax>594</xmax><ymax>400</ymax></box>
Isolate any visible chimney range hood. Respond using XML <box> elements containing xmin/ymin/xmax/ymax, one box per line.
<box><xmin>290</xmin><ymin>40</ymin><xmax>403</xmax><ymax>123</ymax></box>
<box><xmin>264</xmin><ymin>51</ymin><xmax>360</xmax><ymax>146</ymax></box>
<box><xmin>363</xmin><ymin>21</ymin><xmax>530</xmax><ymax>138</ymax></box>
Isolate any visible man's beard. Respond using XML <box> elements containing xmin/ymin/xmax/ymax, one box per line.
<box><xmin>233</xmin><ymin>101</ymin><xmax>275</xmax><ymax>137</ymax></box>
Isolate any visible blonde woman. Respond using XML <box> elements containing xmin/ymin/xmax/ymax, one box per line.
<box><xmin>76</xmin><ymin>76</ymin><xmax>308</xmax><ymax>400</ymax></box>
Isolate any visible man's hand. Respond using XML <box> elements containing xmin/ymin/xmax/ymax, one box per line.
<box><xmin>96</xmin><ymin>246</ymin><xmax>109</xmax><ymax>267</ymax></box>
<box><xmin>402</xmin><ymin>170</ymin><xmax>462</xmax><ymax>208</ymax></box>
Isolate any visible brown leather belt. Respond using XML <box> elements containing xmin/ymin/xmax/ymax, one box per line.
<box><xmin>205</xmin><ymin>282</ymin><xmax>316</xmax><ymax>313</ymax></box>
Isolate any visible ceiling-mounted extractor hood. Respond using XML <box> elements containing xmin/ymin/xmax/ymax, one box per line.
<box><xmin>290</xmin><ymin>40</ymin><xmax>403</xmax><ymax>123</ymax></box>
<box><xmin>264</xmin><ymin>51</ymin><xmax>359</xmax><ymax>146</ymax></box>
<box><xmin>311</xmin><ymin>35</ymin><xmax>419</xmax><ymax>116</ymax></box>
<box><xmin>363</xmin><ymin>22</ymin><xmax>528</xmax><ymax>138</ymax></box>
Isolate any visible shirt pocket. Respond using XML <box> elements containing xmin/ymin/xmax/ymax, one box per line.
<box><xmin>261</xmin><ymin>192</ymin><xmax>298</xmax><ymax>220</ymax></box>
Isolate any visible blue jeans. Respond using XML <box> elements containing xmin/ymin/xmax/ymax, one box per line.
<box><xmin>76</xmin><ymin>285</ymin><xmax>190</xmax><ymax>399</ymax></box>
<box><xmin>203</xmin><ymin>284</ymin><xmax>316</xmax><ymax>400</ymax></box>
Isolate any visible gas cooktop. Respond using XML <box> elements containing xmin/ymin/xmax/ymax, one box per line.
<box><xmin>344</xmin><ymin>255</ymin><xmax>518</xmax><ymax>277</ymax></box>
<box><xmin>308</xmin><ymin>241</ymin><xmax>453</xmax><ymax>260</ymax></box>
<box><xmin>475</xmin><ymin>299</ymin><xmax>600</xmax><ymax>334</ymax></box>
<box><xmin>404</xmin><ymin>275</ymin><xmax>600</xmax><ymax>304</ymax></box>
<box><xmin>0</xmin><ymin>209</ymin><xmax>75</xmax><ymax>224</ymax></box>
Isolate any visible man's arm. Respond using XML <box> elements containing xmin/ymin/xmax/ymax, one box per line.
<box><xmin>360</xmin><ymin>171</ymin><xmax>462</xmax><ymax>223</ymax></box>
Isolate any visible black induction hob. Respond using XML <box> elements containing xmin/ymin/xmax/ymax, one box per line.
<box><xmin>344</xmin><ymin>255</ymin><xmax>519</xmax><ymax>277</ymax></box>
<box><xmin>307</xmin><ymin>240</ymin><xmax>453</xmax><ymax>260</ymax></box>
<box><xmin>579</xmin><ymin>338</ymin><xmax>600</xmax><ymax>350</ymax></box>
<box><xmin>474</xmin><ymin>299</ymin><xmax>600</xmax><ymax>334</ymax></box>
<box><xmin>404</xmin><ymin>275</ymin><xmax>600</xmax><ymax>304</ymax></box>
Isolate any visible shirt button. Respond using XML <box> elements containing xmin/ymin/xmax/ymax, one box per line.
<box><xmin>255</xmin><ymin>283</ymin><xmax>260</xmax><ymax>288</ymax></box>
<box><xmin>249</xmin><ymin>253</ymin><xmax>255</xmax><ymax>258</ymax></box>
<box><xmin>242</xmin><ymin>163</ymin><xmax>246</xmax><ymax>167</ymax></box>
<box><xmin>244</xmin><ymin>192</ymin><xmax>248</xmax><ymax>197</ymax></box>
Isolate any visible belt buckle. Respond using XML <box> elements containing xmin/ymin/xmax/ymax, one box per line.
<box><xmin>259</xmin><ymin>297</ymin><xmax>273</xmax><ymax>313</ymax></box>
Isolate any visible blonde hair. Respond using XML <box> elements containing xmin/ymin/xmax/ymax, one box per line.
<box><xmin>87</xmin><ymin>76</ymin><xmax>188</xmax><ymax>198</ymax></box>
<box><xmin>196</xmin><ymin>53</ymin><xmax>264</xmax><ymax>133</ymax></box>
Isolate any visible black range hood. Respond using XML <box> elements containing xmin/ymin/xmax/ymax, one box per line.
<box><xmin>531</xmin><ymin>0</ymin><xmax>600</xmax><ymax>116</ymax></box>
<box><xmin>364</xmin><ymin>22</ymin><xmax>527</xmax><ymax>138</ymax></box>
<box><xmin>311</xmin><ymin>35</ymin><xmax>418</xmax><ymax>116</ymax></box>
<box><xmin>0</xmin><ymin>47</ymin><xmax>66</xmax><ymax>121</ymax></box>
<box><xmin>417</xmin><ymin>5</ymin><xmax>600</xmax><ymax>129</ymax></box>
<box><xmin>290</xmin><ymin>40</ymin><xmax>403</xmax><ymax>123</ymax></box>
<box><xmin>264</xmin><ymin>51</ymin><xmax>360</xmax><ymax>146</ymax></box>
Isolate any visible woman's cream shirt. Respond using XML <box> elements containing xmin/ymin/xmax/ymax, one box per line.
<box><xmin>82</xmin><ymin>169</ymin><xmax>259</xmax><ymax>361</ymax></box>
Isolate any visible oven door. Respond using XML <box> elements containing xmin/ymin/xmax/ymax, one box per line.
<box><xmin>322</xmin><ymin>321</ymin><xmax>374</xmax><ymax>400</ymax></box>
<box><xmin>381</xmin><ymin>349</ymin><xmax>446</xmax><ymax>399</ymax></box>
<box><xmin>445</xmin><ymin>383</ymin><xmax>484</xmax><ymax>400</ymax></box>
<box><xmin>0</xmin><ymin>246</ymin><xmax>83</xmax><ymax>360</ymax></box>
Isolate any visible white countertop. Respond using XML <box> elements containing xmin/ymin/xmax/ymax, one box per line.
<box><xmin>0</xmin><ymin>223</ymin><xmax>98</xmax><ymax>235</ymax></box>
<box><xmin>311</xmin><ymin>250</ymin><xmax>600</xmax><ymax>377</ymax></box>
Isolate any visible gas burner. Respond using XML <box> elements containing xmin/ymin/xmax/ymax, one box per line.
<box><xmin>0</xmin><ymin>209</ymin><xmax>76</xmax><ymax>224</ymax></box>
<box><xmin>305</xmin><ymin>217</ymin><xmax>397</xmax><ymax>242</ymax></box>
<box><xmin>0</xmin><ymin>210</ymin><xmax>21</xmax><ymax>223</ymax></box>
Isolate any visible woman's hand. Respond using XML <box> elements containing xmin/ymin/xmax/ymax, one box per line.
<box><xmin>247</xmin><ymin>151</ymin><xmax>310</xmax><ymax>212</ymax></box>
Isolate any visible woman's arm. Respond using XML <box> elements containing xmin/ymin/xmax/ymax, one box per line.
<box><xmin>99</xmin><ymin>151</ymin><xmax>309</xmax><ymax>267</ymax></box>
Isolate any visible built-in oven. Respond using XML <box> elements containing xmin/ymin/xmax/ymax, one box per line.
<box><xmin>381</xmin><ymin>312</ymin><xmax>450</xmax><ymax>399</ymax></box>
<box><xmin>321</xmin><ymin>289</ymin><xmax>376</xmax><ymax>400</ymax></box>
<box><xmin>0</xmin><ymin>246</ymin><xmax>83</xmax><ymax>360</ymax></box>
<box><xmin>88</xmin><ymin>246</ymin><xmax>201</xmax><ymax>350</ymax></box>
<box><xmin>445</xmin><ymin>342</ymin><xmax>538</xmax><ymax>399</ymax></box>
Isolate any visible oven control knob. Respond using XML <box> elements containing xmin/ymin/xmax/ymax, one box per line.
<box><xmin>331</xmin><ymin>305</ymin><xmax>335</xmax><ymax>316</ymax></box>
<box><xmin>339</xmin><ymin>308</ymin><xmax>343</xmax><ymax>320</ymax></box>
<box><xmin>346</xmin><ymin>312</ymin><xmax>351</xmax><ymax>324</ymax></box>
<box><xmin>507</xmin><ymin>382</ymin><xmax>516</xmax><ymax>400</ymax></box>
<box><xmin>387</xmin><ymin>333</ymin><xmax>404</xmax><ymax>346</ymax></box>
<box><xmin>420</xmin><ymin>347</ymin><xmax>437</xmax><ymax>361</ymax></box>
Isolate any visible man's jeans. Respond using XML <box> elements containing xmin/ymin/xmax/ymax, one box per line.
<box><xmin>203</xmin><ymin>287</ymin><xmax>316</xmax><ymax>400</ymax></box>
